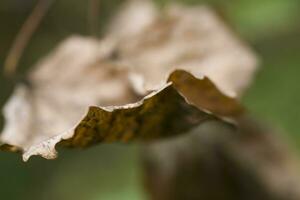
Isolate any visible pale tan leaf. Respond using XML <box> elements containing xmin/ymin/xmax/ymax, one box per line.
<box><xmin>0</xmin><ymin>36</ymin><xmax>136</xmax><ymax>159</ymax></box>
<box><xmin>0</xmin><ymin>1</ymin><xmax>256</xmax><ymax>161</ymax></box>
<box><xmin>109</xmin><ymin>3</ymin><xmax>258</xmax><ymax>97</ymax></box>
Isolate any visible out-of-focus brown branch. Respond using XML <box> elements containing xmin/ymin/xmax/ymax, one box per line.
<box><xmin>88</xmin><ymin>0</ymin><xmax>100</xmax><ymax>37</ymax></box>
<box><xmin>143</xmin><ymin>117</ymin><xmax>300</xmax><ymax>200</ymax></box>
<box><xmin>3</xmin><ymin>0</ymin><xmax>54</xmax><ymax>77</ymax></box>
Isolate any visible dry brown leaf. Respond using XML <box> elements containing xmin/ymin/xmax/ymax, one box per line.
<box><xmin>1</xmin><ymin>64</ymin><xmax>239</xmax><ymax>161</ymax></box>
<box><xmin>0</xmin><ymin>36</ymin><xmax>137</xmax><ymax>160</ymax></box>
<box><xmin>0</xmin><ymin>0</ymin><xmax>257</xmax><ymax>161</ymax></box>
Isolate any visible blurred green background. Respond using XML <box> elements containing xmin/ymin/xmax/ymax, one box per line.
<box><xmin>0</xmin><ymin>0</ymin><xmax>299</xmax><ymax>199</ymax></box>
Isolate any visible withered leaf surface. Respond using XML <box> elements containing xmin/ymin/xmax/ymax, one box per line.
<box><xmin>0</xmin><ymin>0</ymin><xmax>257</xmax><ymax>161</ymax></box>
<box><xmin>0</xmin><ymin>37</ymin><xmax>136</xmax><ymax>160</ymax></box>
<box><xmin>108</xmin><ymin>1</ymin><xmax>258</xmax><ymax>97</ymax></box>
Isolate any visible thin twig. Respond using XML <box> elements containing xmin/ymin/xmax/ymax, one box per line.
<box><xmin>88</xmin><ymin>0</ymin><xmax>100</xmax><ymax>37</ymax></box>
<box><xmin>4</xmin><ymin>0</ymin><xmax>54</xmax><ymax>77</ymax></box>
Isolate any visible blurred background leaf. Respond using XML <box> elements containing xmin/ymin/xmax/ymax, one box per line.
<box><xmin>0</xmin><ymin>0</ymin><xmax>299</xmax><ymax>199</ymax></box>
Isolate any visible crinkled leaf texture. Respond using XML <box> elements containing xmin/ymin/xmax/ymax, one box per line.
<box><xmin>0</xmin><ymin>0</ymin><xmax>257</xmax><ymax>161</ymax></box>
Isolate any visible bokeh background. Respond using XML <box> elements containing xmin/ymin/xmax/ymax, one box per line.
<box><xmin>0</xmin><ymin>0</ymin><xmax>299</xmax><ymax>199</ymax></box>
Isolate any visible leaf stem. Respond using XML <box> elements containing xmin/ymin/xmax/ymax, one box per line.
<box><xmin>88</xmin><ymin>0</ymin><xmax>100</xmax><ymax>37</ymax></box>
<box><xmin>3</xmin><ymin>0</ymin><xmax>54</xmax><ymax>77</ymax></box>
